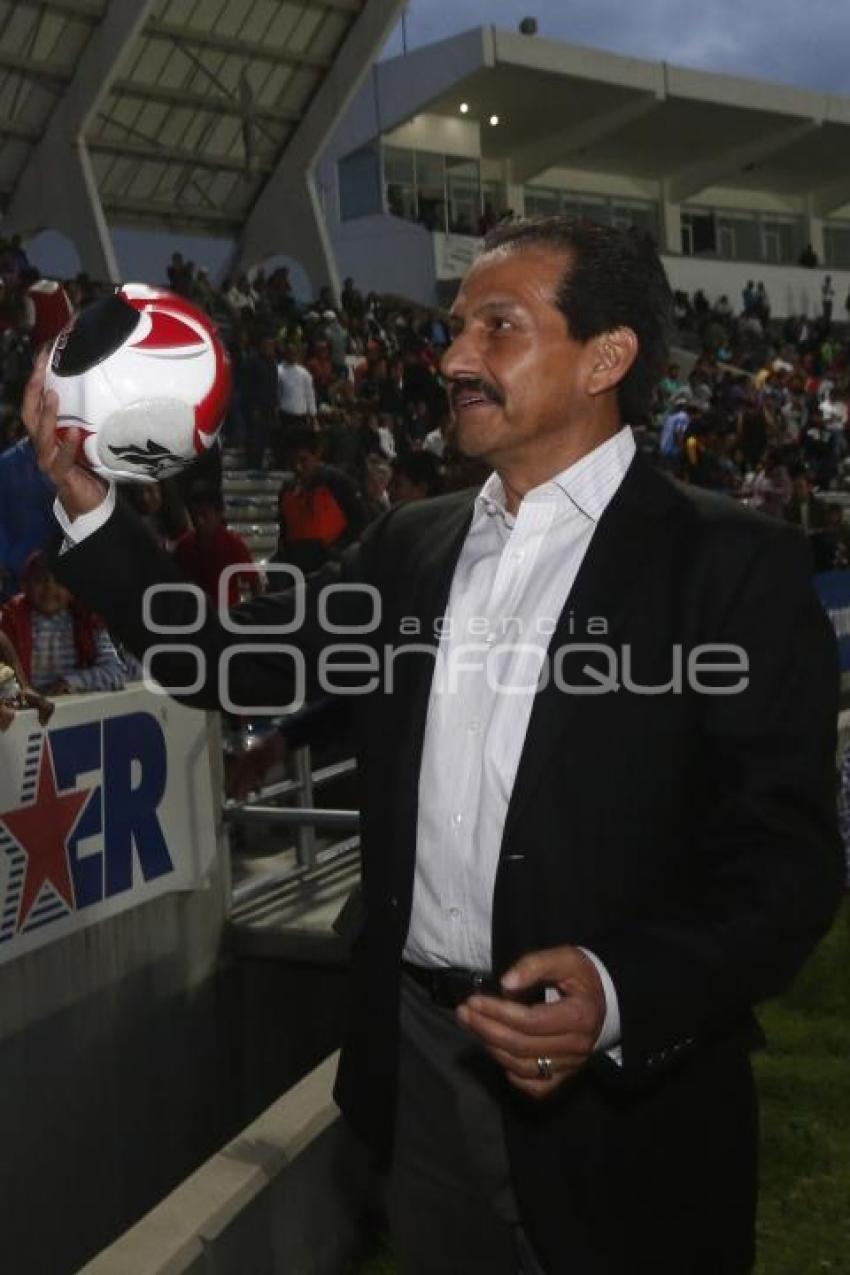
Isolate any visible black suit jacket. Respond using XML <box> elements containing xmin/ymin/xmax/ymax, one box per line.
<box><xmin>55</xmin><ymin>454</ymin><xmax>844</xmax><ymax>1275</ymax></box>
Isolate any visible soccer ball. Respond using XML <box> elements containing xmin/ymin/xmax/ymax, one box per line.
<box><xmin>45</xmin><ymin>283</ymin><xmax>232</xmax><ymax>484</ymax></box>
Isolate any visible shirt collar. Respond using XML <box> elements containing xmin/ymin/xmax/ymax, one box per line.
<box><xmin>475</xmin><ymin>426</ymin><xmax>636</xmax><ymax>528</ymax></box>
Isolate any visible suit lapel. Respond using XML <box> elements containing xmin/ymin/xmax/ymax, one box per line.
<box><xmin>501</xmin><ymin>454</ymin><xmax>679</xmax><ymax>846</ymax></box>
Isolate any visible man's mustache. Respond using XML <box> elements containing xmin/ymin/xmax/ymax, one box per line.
<box><xmin>445</xmin><ymin>377</ymin><xmax>505</xmax><ymax>408</ymax></box>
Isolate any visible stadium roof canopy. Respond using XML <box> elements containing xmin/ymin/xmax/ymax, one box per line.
<box><xmin>0</xmin><ymin>0</ymin><xmax>405</xmax><ymax>283</ymax></box>
<box><xmin>356</xmin><ymin>27</ymin><xmax>850</xmax><ymax>216</ymax></box>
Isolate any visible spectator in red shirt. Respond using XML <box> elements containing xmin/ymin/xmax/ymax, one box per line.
<box><xmin>274</xmin><ymin>430</ymin><xmax>368</xmax><ymax>573</ymax></box>
<box><xmin>174</xmin><ymin>485</ymin><xmax>260</xmax><ymax>610</ymax></box>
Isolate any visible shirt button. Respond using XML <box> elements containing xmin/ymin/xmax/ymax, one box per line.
<box><xmin>511</xmin><ymin>550</ymin><xmax>525</xmax><ymax>562</ymax></box>
<box><xmin>452</xmin><ymin>812</ymin><xmax>463</xmax><ymax>826</ymax></box>
<box><xmin>468</xmin><ymin>720</ymin><xmax>481</xmax><ymax>734</ymax></box>
<box><xmin>448</xmin><ymin>907</ymin><xmax>461</xmax><ymax>919</ymax></box>
<box><xmin>485</xmin><ymin>632</ymin><xmax>497</xmax><ymax>645</ymax></box>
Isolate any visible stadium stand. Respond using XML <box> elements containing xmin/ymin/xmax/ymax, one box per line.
<box><xmin>2</xmin><ymin>10</ymin><xmax>850</xmax><ymax>1274</ymax></box>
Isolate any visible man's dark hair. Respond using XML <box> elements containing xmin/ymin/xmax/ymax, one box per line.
<box><xmin>483</xmin><ymin>216</ymin><xmax>674</xmax><ymax>427</ymax></box>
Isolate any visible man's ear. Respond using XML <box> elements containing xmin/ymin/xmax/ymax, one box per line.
<box><xmin>586</xmin><ymin>328</ymin><xmax>639</xmax><ymax>398</ymax></box>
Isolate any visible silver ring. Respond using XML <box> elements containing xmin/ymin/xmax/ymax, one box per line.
<box><xmin>536</xmin><ymin>1055</ymin><xmax>553</xmax><ymax>1080</ymax></box>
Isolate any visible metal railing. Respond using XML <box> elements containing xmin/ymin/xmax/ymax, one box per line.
<box><xmin>224</xmin><ymin>745</ymin><xmax>360</xmax><ymax>907</ymax></box>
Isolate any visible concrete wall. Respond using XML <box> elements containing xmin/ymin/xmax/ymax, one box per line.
<box><xmin>0</xmin><ymin>696</ymin><xmax>356</xmax><ymax>1275</ymax></box>
<box><xmin>0</xmin><ymin>709</ymin><xmax>231</xmax><ymax>1275</ymax></box>
<box><xmin>661</xmin><ymin>255</ymin><xmax>850</xmax><ymax>319</ymax></box>
<box><xmin>324</xmin><ymin>205</ymin><xmax>850</xmax><ymax>315</ymax></box>
<box><xmin>80</xmin><ymin>1054</ymin><xmax>374</xmax><ymax>1275</ymax></box>
<box><xmin>384</xmin><ymin>113</ymin><xmax>481</xmax><ymax>158</ymax></box>
<box><xmin>683</xmin><ymin>186</ymin><xmax>806</xmax><ymax>216</ymax></box>
<box><xmin>326</xmin><ymin>209</ymin><xmax>438</xmax><ymax>302</ymax></box>
<box><xmin>532</xmin><ymin>166</ymin><xmax>662</xmax><ymax>203</ymax></box>
<box><xmin>0</xmin><ymin>857</ymin><xmax>231</xmax><ymax>1271</ymax></box>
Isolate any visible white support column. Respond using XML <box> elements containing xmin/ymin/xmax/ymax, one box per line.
<box><xmin>234</xmin><ymin>0</ymin><xmax>407</xmax><ymax>297</ymax></box>
<box><xmin>510</xmin><ymin>93</ymin><xmax>662</xmax><ymax>188</ymax></box>
<box><xmin>660</xmin><ymin>182</ymin><xmax>682</xmax><ymax>255</ymax></box>
<box><xmin>500</xmin><ymin>160</ymin><xmax>525</xmax><ymax>218</ymax></box>
<box><xmin>3</xmin><ymin>0</ymin><xmax>156</xmax><ymax>282</ymax></box>
<box><xmin>805</xmin><ymin>194</ymin><xmax>826</xmax><ymax>264</ymax></box>
<box><xmin>665</xmin><ymin>120</ymin><xmax>818</xmax><ymax>206</ymax></box>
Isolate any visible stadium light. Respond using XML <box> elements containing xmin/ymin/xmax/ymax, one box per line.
<box><xmin>460</xmin><ymin>102</ymin><xmax>469</xmax><ymax>114</ymax></box>
<box><xmin>489</xmin><ymin>114</ymin><xmax>500</xmax><ymax>126</ymax></box>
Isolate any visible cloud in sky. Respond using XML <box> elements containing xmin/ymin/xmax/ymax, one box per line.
<box><xmin>382</xmin><ymin>0</ymin><xmax>850</xmax><ymax>97</ymax></box>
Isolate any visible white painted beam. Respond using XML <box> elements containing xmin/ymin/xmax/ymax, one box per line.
<box><xmin>511</xmin><ymin>93</ymin><xmax>662</xmax><ymax>187</ymax></box>
<box><xmin>144</xmin><ymin>19</ymin><xmax>332</xmax><ymax>73</ymax></box>
<box><xmin>110</xmin><ymin>79</ymin><xmax>298</xmax><ymax>126</ymax></box>
<box><xmin>811</xmin><ymin>177</ymin><xmax>850</xmax><ymax>220</ymax></box>
<box><xmin>11</xmin><ymin>0</ymin><xmax>99</xmax><ymax>20</ymax></box>
<box><xmin>87</xmin><ymin>136</ymin><xmax>274</xmax><ymax>177</ymax></box>
<box><xmin>665</xmin><ymin>120</ymin><xmax>818</xmax><ymax>205</ymax></box>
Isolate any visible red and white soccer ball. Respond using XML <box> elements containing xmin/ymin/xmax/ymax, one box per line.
<box><xmin>45</xmin><ymin>283</ymin><xmax>232</xmax><ymax>484</ymax></box>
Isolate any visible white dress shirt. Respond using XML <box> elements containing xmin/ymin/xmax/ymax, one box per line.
<box><xmin>405</xmin><ymin>426</ymin><xmax>636</xmax><ymax>1051</ymax></box>
<box><xmin>277</xmin><ymin>361</ymin><xmax>317</xmax><ymax>416</ymax></box>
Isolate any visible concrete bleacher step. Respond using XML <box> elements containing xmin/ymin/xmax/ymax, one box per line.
<box><xmin>225</xmin><ymin>496</ymin><xmax>276</xmax><ymax>520</ymax></box>
<box><xmin>223</xmin><ymin>473</ymin><xmax>287</xmax><ymax>495</ymax></box>
<box><xmin>228</xmin><ymin>520</ymin><xmax>278</xmax><ymax>538</ymax></box>
<box><xmin>227</xmin><ymin>841</ymin><xmax>361</xmax><ymax>964</ymax></box>
<box><xmin>220</xmin><ymin>459</ymin><xmax>293</xmax><ymax>559</ymax></box>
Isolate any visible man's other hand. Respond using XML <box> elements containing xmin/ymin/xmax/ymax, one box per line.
<box><xmin>456</xmin><ymin>945</ymin><xmax>607</xmax><ymax>1099</ymax></box>
<box><xmin>22</xmin><ymin>349</ymin><xmax>109</xmax><ymax>519</ymax></box>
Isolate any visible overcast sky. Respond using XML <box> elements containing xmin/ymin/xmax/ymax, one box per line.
<box><xmin>382</xmin><ymin>0</ymin><xmax>849</xmax><ymax>96</ymax></box>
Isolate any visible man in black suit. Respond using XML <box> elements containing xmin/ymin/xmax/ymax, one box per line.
<box><xmin>25</xmin><ymin>219</ymin><xmax>843</xmax><ymax>1274</ymax></box>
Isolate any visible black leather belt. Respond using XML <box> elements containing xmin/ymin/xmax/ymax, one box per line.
<box><xmin>402</xmin><ymin>962</ymin><xmax>501</xmax><ymax>1009</ymax></box>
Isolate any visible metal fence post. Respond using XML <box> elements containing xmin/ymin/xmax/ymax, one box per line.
<box><xmin>292</xmin><ymin>745</ymin><xmax>318</xmax><ymax>871</ymax></box>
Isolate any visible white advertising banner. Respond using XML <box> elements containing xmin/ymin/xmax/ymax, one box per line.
<box><xmin>433</xmin><ymin>231</ymin><xmax>482</xmax><ymax>280</ymax></box>
<box><xmin>0</xmin><ymin>685</ymin><xmax>218</xmax><ymax>965</ymax></box>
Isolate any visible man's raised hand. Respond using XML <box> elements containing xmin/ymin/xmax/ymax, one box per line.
<box><xmin>21</xmin><ymin>349</ymin><xmax>109</xmax><ymax>519</ymax></box>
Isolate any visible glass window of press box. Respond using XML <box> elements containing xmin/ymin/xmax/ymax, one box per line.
<box><xmin>824</xmin><ymin>222</ymin><xmax>850</xmax><ymax>270</ymax></box>
<box><xmin>380</xmin><ymin>146</ymin><xmax>504</xmax><ymax>234</ymax></box>
<box><xmin>524</xmin><ymin>186</ymin><xmax>659</xmax><ymax>239</ymax></box>
<box><xmin>338</xmin><ymin>144</ymin><xmax>383</xmax><ymax>220</ymax></box>
<box><xmin>680</xmin><ymin>208</ymin><xmax>804</xmax><ymax>264</ymax></box>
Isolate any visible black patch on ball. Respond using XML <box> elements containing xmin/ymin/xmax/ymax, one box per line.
<box><xmin>52</xmin><ymin>294</ymin><xmax>140</xmax><ymax>377</ymax></box>
<box><xmin>109</xmin><ymin>439</ymin><xmax>181</xmax><ymax>477</ymax></box>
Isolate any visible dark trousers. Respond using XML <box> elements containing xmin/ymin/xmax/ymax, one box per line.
<box><xmin>385</xmin><ymin>972</ymin><xmax>546</xmax><ymax>1275</ymax></box>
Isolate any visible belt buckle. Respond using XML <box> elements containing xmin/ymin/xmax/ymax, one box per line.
<box><xmin>446</xmin><ymin>969</ymin><xmax>490</xmax><ymax>1008</ymax></box>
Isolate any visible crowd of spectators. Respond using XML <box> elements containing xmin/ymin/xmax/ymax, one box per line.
<box><xmin>0</xmin><ymin>241</ymin><xmax>476</xmax><ymax>728</ymax></box>
<box><xmin>4</xmin><ymin>233</ymin><xmax>850</xmax><ymax>728</ymax></box>
<box><xmin>655</xmin><ymin>274</ymin><xmax>850</xmax><ymax>570</ymax></box>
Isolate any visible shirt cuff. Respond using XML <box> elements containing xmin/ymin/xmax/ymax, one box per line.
<box><xmin>577</xmin><ymin>946</ymin><xmax>623</xmax><ymax>1063</ymax></box>
<box><xmin>54</xmin><ymin>482</ymin><xmax>116</xmax><ymax>545</ymax></box>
